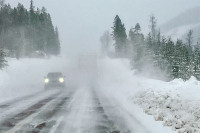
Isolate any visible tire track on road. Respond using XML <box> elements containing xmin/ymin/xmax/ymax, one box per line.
<box><xmin>20</xmin><ymin>96</ymin><xmax>72</xmax><ymax>133</ymax></box>
<box><xmin>0</xmin><ymin>91</ymin><xmax>61</xmax><ymax>132</ymax></box>
<box><xmin>90</xmin><ymin>90</ymin><xmax>129</xmax><ymax>133</ymax></box>
<box><xmin>95</xmin><ymin>89</ymin><xmax>151</xmax><ymax>133</ymax></box>
<box><xmin>0</xmin><ymin>90</ymin><xmax>47</xmax><ymax>109</ymax></box>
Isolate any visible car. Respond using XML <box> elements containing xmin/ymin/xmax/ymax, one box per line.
<box><xmin>44</xmin><ymin>72</ymin><xmax>65</xmax><ymax>89</ymax></box>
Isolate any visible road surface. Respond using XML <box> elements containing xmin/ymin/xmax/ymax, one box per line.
<box><xmin>0</xmin><ymin>88</ymin><xmax>151</xmax><ymax>133</ymax></box>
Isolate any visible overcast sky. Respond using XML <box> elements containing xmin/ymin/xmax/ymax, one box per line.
<box><xmin>6</xmin><ymin>0</ymin><xmax>200</xmax><ymax>55</ymax></box>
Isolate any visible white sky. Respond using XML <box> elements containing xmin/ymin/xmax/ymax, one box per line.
<box><xmin>6</xmin><ymin>0</ymin><xmax>200</xmax><ymax>55</ymax></box>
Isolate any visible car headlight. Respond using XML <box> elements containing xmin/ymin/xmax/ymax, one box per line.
<box><xmin>59</xmin><ymin>78</ymin><xmax>64</xmax><ymax>83</ymax></box>
<box><xmin>44</xmin><ymin>78</ymin><xmax>49</xmax><ymax>83</ymax></box>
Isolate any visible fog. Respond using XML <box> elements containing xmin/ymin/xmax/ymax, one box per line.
<box><xmin>6</xmin><ymin>0</ymin><xmax>200</xmax><ymax>56</ymax></box>
<box><xmin>0</xmin><ymin>1</ymin><xmax>200</xmax><ymax>132</ymax></box>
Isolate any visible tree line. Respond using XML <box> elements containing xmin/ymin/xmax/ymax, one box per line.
<box><xmin>0</xmin><ymin>0</ymin><xmax>60</xmax><ymax>69</ymax></box>
<box><xmin>101</xmin><ymin>15</ymin><xmax>200</xmax><ymax>80</ymax></box>
<box><xmin>0</xmin><ymin>0</ymin><xmax>60</xmax><ymax>57</ymax></box>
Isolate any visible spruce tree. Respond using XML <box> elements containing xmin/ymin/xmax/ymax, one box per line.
<box><xmin>112</xmin><ymin>15</ymin><xmax>127</xmax><ymax>57</ymax></box>
<box><xmin>0</xmin><ymin>1</ymin><xmax>61</xmax><ymax>58</ymax></box>
<box><xmin>100</xmin><ymin>31</ymin><xmax>111</xmax><ymax>55</ymax></box>
<box><xmin>0</xmin><ymin>49</ymin><xmax>7</xmax><ymax>69</ymax></box>
<box><xmin>186</xmin><ymin>30</ymin><xmax>193</xmax><ymax>47</ymax></box>
<box><xmin>149</xmin><ymin>15</ymin><xmax>157</xmax><ymax>41</ymax></box>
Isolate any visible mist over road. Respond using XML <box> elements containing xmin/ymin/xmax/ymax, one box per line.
<box><xmin>0</xmin><ymin>57</ymin><xmax>175</xmax><ymax>133</ymax></box>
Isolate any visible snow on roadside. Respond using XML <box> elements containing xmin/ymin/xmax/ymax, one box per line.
<box><xmin>134</xmin><ymin>90</ymin><xmax>200</xmax><ymax>133</ymax></box>
<box><xmin>97</xmin><ymin>57</ymin><xmax>200</xmax><ymax>133</ymax></box>
<box><xmin>97</xmin><ymin>57</ymin><xmax>175</xmax><ymax>133</ymax></box>
<box><xmin>133</xmin><ymin>76</ymin><xmax>200</xmax><ymax>133</ymax></box>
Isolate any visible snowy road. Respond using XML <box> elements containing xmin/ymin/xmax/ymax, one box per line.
<box><xmin>0</xmin><ymin>87</ymin><xmax>170</xmax><ymax>133</ymax></box>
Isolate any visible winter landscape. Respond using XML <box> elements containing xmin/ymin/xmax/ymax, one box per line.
<box><xmin>0</xmin><ymin>0</ymin><xmax>200</xmax><ymax>133</ymax></box>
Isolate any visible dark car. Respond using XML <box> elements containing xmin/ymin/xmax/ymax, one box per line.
<box><xmin>44</xmin><ymin>72</ymin><xmax>65</xmax><ymax>89</ymax></box>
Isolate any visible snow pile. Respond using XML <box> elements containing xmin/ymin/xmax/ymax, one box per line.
<box><xmin>97</xmin><ymin>57</ymin><xmax>175</xmax><ymax>133</ymax></box>
<box><xmin>97</xmin><ymin>57</ymin><xmax>200</xmax><ymax>133</ymax></box>
<box><xmin>134</xmin><ymin>77</ymin><xmax>200</xmax><ymax>133</ymax></box>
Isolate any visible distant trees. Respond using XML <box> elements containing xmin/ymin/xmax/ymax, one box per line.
<box><xmin>100</xmin><ymin>31</ymin><xmax>111</xmax><ymax>55</ymax></box>
<box><xmin>104</xmin><ymin>15</ymin><xmax>200</xmax><ymax>80</ymax></box>
<box><xmin>186</xmin><ymin>30</ymin><xmax>193</xmax><ymax>47</ymax></box>
<box><xmin>0</xmin><ymin>49</ymin><xmax>7</xmax><ymax>69</ymax></box>
<box><xmin>0</xmin><ymin>0</ymin><xmax>60</xmax><ymax>58</ymax></box>
<box><xmin>149</xmin><ymin>15</ymin><xmax>157</xmax><ymax>41</ymax></box>
<box><xmin>129</xmin><ymin>23</ymin><xmax>145</xmax><ymax>69</ymax></box>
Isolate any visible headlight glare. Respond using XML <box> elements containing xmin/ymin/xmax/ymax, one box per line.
<box><xmin>59</xmin><ymin>78</ymin><xmax>64</xmax><ymax>83</ymax></box>
<box><xmin>44</xmin><ymin>78</ymin><xmax>49</xmax><ymax>83</ymax></box>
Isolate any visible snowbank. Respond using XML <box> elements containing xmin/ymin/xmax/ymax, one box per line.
<box><xmin>97</xmin><ymin>57</ymin><xmax>200</xmax><ymax>133</ymax></box>
<box><xmin>97</xmin><ymin>57</ymin><xmax>175</xmax><ymax>133</ymax></box>
<box><xmin>133</xmin><ymin>75</ymin><xmax>200</xmax><ymax>132</ymax></box>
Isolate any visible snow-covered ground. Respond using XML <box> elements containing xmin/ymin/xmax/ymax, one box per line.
<box><xmin>133</xmin><ymin>77</ymin><xmax>200</xmax><ymax>133</ymax></box>
<box><xmin>1</xmin><ymin>56</ymin><xmax>200</xmax><ymax>132</ymax></box>
<box><xmin>97</xmin><ymin>57</ymin><xmax>176</xmax><ymax>133</ymax></box>
<box><xmin>97</xmin><ymin>57</ymin><xmax>200</xmax><ymax>133</ymax></box>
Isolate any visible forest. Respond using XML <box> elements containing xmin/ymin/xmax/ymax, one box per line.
<box><xmin>0</xmin><ymin>0</ymin><xmax>60</xmax><ymax>69</ymax></box>
<box><xmin>101</xmin><ymin>15</ymin><xmax>200</xmax><ymax>80</ymax></box>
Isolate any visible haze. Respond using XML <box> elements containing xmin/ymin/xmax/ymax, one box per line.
<box><xmin>6</xmin><ymin>0</ymin><xmax>200</xmax><ymax>55</ymax></box>
<box><xmin>1</xmin><ymin>0</ymin><xmax>200</xmax><ymax>132</ymax></box>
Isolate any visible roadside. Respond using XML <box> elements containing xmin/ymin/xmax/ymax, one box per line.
<box><xmin>133</xmin><ymin>77</ymin><xmax>200</xmax><ymax>133</ymax></box>
<box><xmin>97</xmin><ymin>57</ymin><xmax>176</xmax><ymax>133</ymax></box>
<box><xmin>97</xmin><ymin>57</ymin><xmax>200</xmax><ymax>133</ymax></box>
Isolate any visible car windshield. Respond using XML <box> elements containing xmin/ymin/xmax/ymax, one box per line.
<box><xmin>47</xmin><ymin>73</ymin><xmax>62</xmax><ymax>78</ymax></box>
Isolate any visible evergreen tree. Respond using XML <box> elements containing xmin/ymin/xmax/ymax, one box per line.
<box><xmin>186</xmin><ymin>29</ymin><xmax>193</xmax><ymax>47</ymax></box>
<box><xmin>0</xmin><ymin>49</ymin><xmax>7</xmax><ymax>69</ymax></box>
<box><xmin>108</xmin><ymin>13</ymin><xmax>200</xmax><ymax>80</ymax></box>
<box><xmin>134</xmin><ymin>23</ymin><xmax>141</xmax><ymax>34</ymax></box>
<box><xmin>112</xmin><ymin>15</ymin><xmax>127</xmax><ymax>57</ymax></box>
<box><xmin>0</xmin><ymin>0</ymin><xmax>60</xmax><ymax>58</ymax></box>
<box><xmin>129</xmin><ymin>23</ymin><xmax>145</xmax><ymax>66</ymax></box>
<box><xmin>100</xmin><ymin>31</ymin><xmax>111</xmax><ymax>55</ymax></box>
<box><xmin>149</xmin><ymin>15</ymin><xmax>157</xmax><ymax>41</ymax></box>
<box><xmin>30</xmin><ymin>0</ymin><xmax>35</xmax><ymax>22</ymax></box>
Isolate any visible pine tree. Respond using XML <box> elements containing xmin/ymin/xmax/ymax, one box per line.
<box><xmin>149</xmin><ymin>15</ymin><xmax>157</xmax><ymax>41</ymax></box>
<box><xmin>134</xmin><ymin>23</ymin><xmax>141</xmax><ymax>34</ymax></box>
<box><xmin>112</xmin><ymin>15</ymin><xmax>127</xmax><ymax>57</ymax></box>
<box><xmin>30</xmin><ymin>0</ymin><xmax>34</xmax><ymax>17</ymax></box>
<box><xmin>0</xmin><ymin>0</ymin><xmax>4</xmax><ymax>7</ymax></box>
<box><xmin>100</xmin><ymin>31</ymin><xmax>111</xmax><ymax>55</ymax></box>
<box><xmin>0</xmin><ymin>1</ymin><xmax>60</xmax><ymax>58</ymax></box>
<box><xmin>129</xmin><ymin>23</ymin><xmax>145</xmax><ymax>66</ymax></box>
<box><xmin>54</xmin><ymin>27</ymin><xmax>60</xmax><ymax>55</ymax></box>
<box><xmin>0</xmin><ymin>49</ymin><xmax>7</xmax><ymax>69</ymax></box>
<box><xmin>186</xmin><ymin>30</ymin><xmax>193</xmax><ymax>47</ymax></box>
